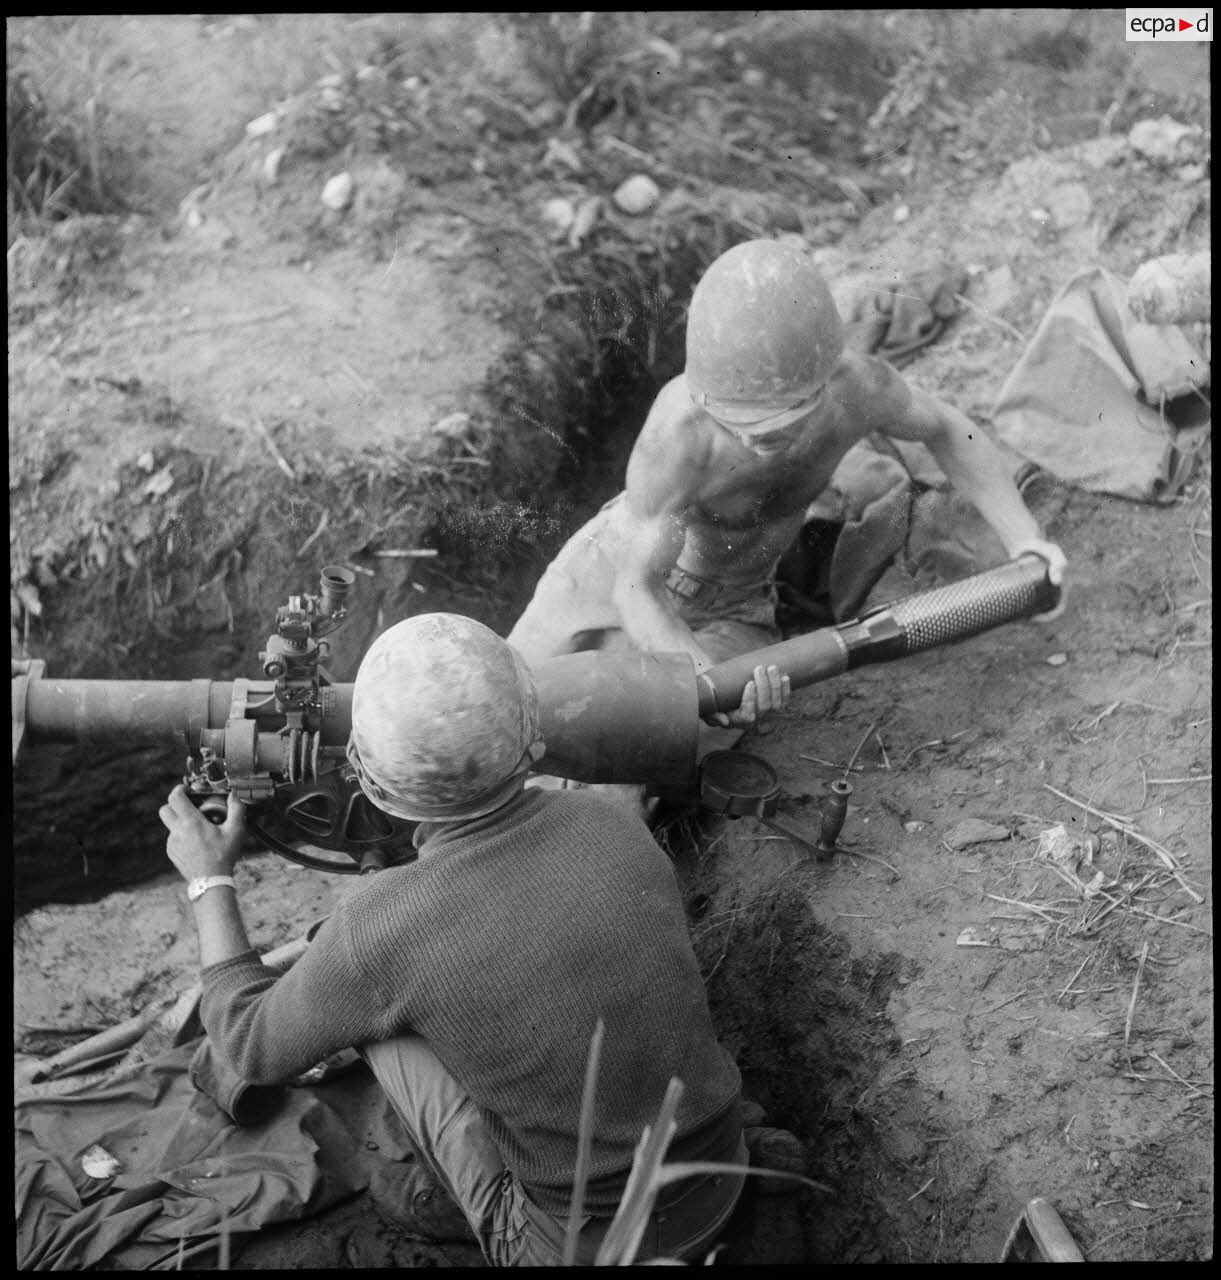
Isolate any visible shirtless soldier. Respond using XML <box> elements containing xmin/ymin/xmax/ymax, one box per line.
<box><xmin>508</xmin><ymin>237</ymin><xmax>1066</xmax><ymax>750</ymax></box>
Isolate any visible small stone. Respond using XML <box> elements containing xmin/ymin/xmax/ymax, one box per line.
<box><xmin>745</xmin><ymin>1126</ymin><xmax>807</xmax><ymax>1197</ymax></box>
<box><xmin>1046</xmin><ymin>652</ymin><xmax>1068</xmax><ymax>666</ymax></box>
<box><xmin>245</xmin><ymin>111</ymin><xmax>278</xmax><ymax>139</ymax></box>
<box><xmin>612</xmin><ymin>173</ymin><xmax>661</xmax><ymax>216</ymax></box>
<box><xmin>892</xmin><ymin>203</ymin><xmax>911</xmax><ymax>223</ymax></box>
<box><xmin>741</xmin><ymin>1098</ymin><xmax>768</xmax><ymax>1128</ymax></box>
<box><xmin>942</xmin><ymin>818</ymin><xmax>1011</xmax><ymax>850</ymax></box>
<box><xmin>904</xmin><ymin>820</ymin><xmax>927</xmax><ymax>833</ymax></box>
<box><xmin>567</xmin><ymin>195</ymin><xmax>602</xmax><ymax>248</ymax></box>
<box><xmin>261</xmin><ymin>147</ymin><xmax>285</xmax><ymax>185</ymax></box>
<box><xmin>1177</xmin><ymin>162</ymin><xmax>1206</xmax><ymax>183</ymax></box>
<box><xmin>542</xmin><ymin>136</ymin><xmax>582</xmax><ymax>172</ymax></box>
<box><xmin>1029</xmin><ymin>207</ymin><xmax>1051</xmax><ymax>224</ymax></box>
<box><xmin>136</xmin><ymin>451</ymin><xmax>156</xmax><ymax>473</ymax></box>
<box><xmin>974</xmin><ymin>264</ymin><xmax>1018</xmax><ymax>315</ymax></box>
<box><xmin>321</xmin><ymin>172</ymin><xmax>355</xmax><ymax>211</ymax></box>
<box><xmin>1046</xmin><ymin>181</ymin><xmax>1092</xmax><ymax>229</ymax></box>
<box><xmin>368</xmin><ymin>1161</ymin><xmax>473</xmax><ymax>1241</ymax></box>
<box><xmin>541</xmin><ymin>196</ymin><xmax>576</xmax><ymax>237</ymax></box>
<box><xmin>1128</xmin><ymin>116</ymin><xmax>1205</xmax><ymax>167</ymax></box>
<box><xmin>742</xmin><ymin>68</ymin><xmax>766</xmax><ymax>88</ymax></box>
<box><xmin>1127</xmin><ymin>251</ymin><xmax>1211</xmax><ymax>325</ymax></box>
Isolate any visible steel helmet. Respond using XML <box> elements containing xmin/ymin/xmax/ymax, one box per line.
<box><xmin>347</xmin><ymin>613</ymin><xmax>543</xmax><ymax>823</ymax></box>
<box><xmin>685</xmin><ymin>238</ymin><xmax>844</xmax><ymax>426</ymax></box>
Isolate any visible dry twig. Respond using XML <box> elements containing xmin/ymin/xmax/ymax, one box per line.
<box><xmin>1123</xmin><ymin>942</ymin><xmax>1149</xmax><ymax>1057</ymax></box>
<box><xmin>844</xmin><ymin>721</ymin><xmax>879</xmax><ymax>778</ymax></box>
<box><xmin>1148</xmin><ymin>1050</ymin><xmax>1210</xmax><ymax>1097</ymax></box>
<box><xmin>1043</xmin><ymin>783</ymin><xmax>1205</xmax><ymax>904</ymax></box>
<box><xmin>985</xmin><ymin>893</ymin><xmax>1066</xmax><ymax>925</ymax></box>
<box><xmin>952</xmin><ymin>291</ymin><xmax>1027</xmax><ymax>342</ymax></box>
<box><xmin>799</xmin><ymin>753</ymin><xmax>865</xmax><ymax>772</ymax></box>
<box><xmin>248</xmin><ymin>417</ymin><xmax>297</xmax><ymax>481</ymax></box>
<box><xmin>900</xmin><ymin>730</ymin><xmax>969</xmax><ymax>768</ymax></box>
<box><xmin>295</xmin><ymin>508</ymin><xmax>329</xmax><ymax>560</ymax></box>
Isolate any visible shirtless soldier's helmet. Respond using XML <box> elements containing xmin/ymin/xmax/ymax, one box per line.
<box><xmin>685</xmin><ymin>238</ymin><xmax>844</xmax><ymax>422</ymax></box>
<box><xmin>347</xmin><ymin>614</ymin><xmax>543</xmax><ymax>822</ymax></box>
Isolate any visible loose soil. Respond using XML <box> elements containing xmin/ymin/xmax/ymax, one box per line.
<box><xmin>11</xmin><ymin>12</ymin><xmax>1212</xmax><ymax>1266</ymax></box>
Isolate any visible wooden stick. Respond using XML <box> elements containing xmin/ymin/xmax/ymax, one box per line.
<box><xmin>1056</xmin><ymin>955</ymin><xmax>1091</xmax><ymax>1003</ymax></box>
<box><xmin>906</xmin><ymin>1176</ymin><xmax>936</xmax><ymax>1202</ymax></box>
<box><xmin>985</xmin><ymin>893</ymin><xmax>1067</xmax><ymax>924</ymax></box>
<box><xmin>799</xmin><ymin>754</ymin><xmax>864</xmax><ymax>772</ymax></box>
<box><xmin>1125</xmin><ymin>907</ymin><xmax>1212</xmax><ymax>935</ymax></box>
<box><xmin>1145</xmin><ymin>774</ymin><xmax>1211</xmax><ymax>785</ymax></box>
<box><xmin>952</xmin><ymin>291</ymin><xmax>1027</xmax><ymax>342</ymax></box>
<box><xmin>843</xmin><ymin>847</ymin><xmax>901</xmax><ymax>876</ymax></box>
<box><xmin>900</xmin><ymin>730</ymin><xmax>969</xmax><ymax>768</ymax></box>
<box><xmin>251</xmin><ymin>418</ymin><xmax>297</xmax><ymax>481</ymax></box>
<box><xmin>981</xmin><ymin>990</ymin><xmax>1029</xmax><ymax>1016</ymax></box>
<box><xmin>1123</xmin><ymin>942</ymin><xmax>1149</xmax><ymax>1055</ymax></box>
<box><xmin>1148</xmin><ymin>1050</ymin><xmax>1209</xmax><ymax>1096</ymax></box>
<box><xmin>21</xmin><ymin>933</ymin><xmax>312</xmax><ymax>1085</ymax></box>
<box><xmin>844</xmin><ymin>722</ymin><xmax>878</xmax><ymax>777</ymax></box>
<box><xmin>295</xmin><ymin>508</ymin><xmax>329</xmax><ymax>560</ymax></box>
<box><xmin>371</xmin><ymin>548</ymin><xmax>439</xmax><ymax>558</ymax></box>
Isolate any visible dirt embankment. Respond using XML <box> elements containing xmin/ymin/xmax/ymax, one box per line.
<box><xmin>11</xmin><ymin>12</ymin><xmax>1211</xmax><ymax>1266</ymax></box>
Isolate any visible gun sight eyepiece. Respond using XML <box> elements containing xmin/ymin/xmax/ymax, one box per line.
<box><xmin>319</xmin><ymin>565</ymin><xmax>355</xmax><ymax>617</ymax></box>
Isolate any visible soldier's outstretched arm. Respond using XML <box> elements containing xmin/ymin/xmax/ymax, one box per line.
<box><xmin>883</xmin><ymin>380</ymin><xmax>1067</xmax><ymax>589</ymax></box>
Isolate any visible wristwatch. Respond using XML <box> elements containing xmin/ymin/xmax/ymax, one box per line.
<box><xmin>187</xmin><ymin>875</ymin><xmax>237</xmax><ymax>902</ymax></box>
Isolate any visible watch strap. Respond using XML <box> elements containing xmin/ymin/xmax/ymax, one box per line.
<box><xmin>187</xmin><ymin>875</ymin><xmax>237</xmax><ymax>902</ymax></box>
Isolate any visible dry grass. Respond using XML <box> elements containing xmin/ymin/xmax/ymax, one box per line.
<box><xmin>6</xmin><ymin>19</ymin><xmax>146</xmax><ymax>227</ymax></box>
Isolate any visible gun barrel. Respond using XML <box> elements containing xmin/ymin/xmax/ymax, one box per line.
<box><xmin>24</xmin><ymin>679</ymin><xmax>233</xmax><ymax>745</ymax></box>
<box><xmin>22</xmin><ymin>679</ymin><xmax>357</xmax><ymax>747</ymax></box>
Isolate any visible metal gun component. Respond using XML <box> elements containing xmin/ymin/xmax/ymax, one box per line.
<box><xmin>817</xmin><ymin>779</ymin><xmax>852</xmax><ymax>856</ymax></box>
<box><xmin>698</xmin><ymin>750</ymin><xmax>846</xmax><ymax>861</ymax></box>
<box><xmin>13</xmin><ymin>556</ymin><xmax>1059</xmax><ymax>872</ymax></box>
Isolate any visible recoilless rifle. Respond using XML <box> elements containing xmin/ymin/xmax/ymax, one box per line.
<box><xmin>11</xmin><ymin>556</ymin><xmax>1059</xmax><ymax>874</ymax></box>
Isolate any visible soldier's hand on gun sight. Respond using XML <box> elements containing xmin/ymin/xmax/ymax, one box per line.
<box><xmin>159</xmin><ymin>784</ymin><xmax>247</xmax><ymax>883</ymax></box>
<box><xmin>705</xmin><ymin>662</ymin><xmax>791</xmax><ymax>730</ymax></box>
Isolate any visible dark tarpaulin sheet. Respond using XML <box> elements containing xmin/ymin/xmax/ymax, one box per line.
<box><xmin>15</xmin><ymin>1037</ymin><xmax>409</xmax><ymax>1270</ymax></box>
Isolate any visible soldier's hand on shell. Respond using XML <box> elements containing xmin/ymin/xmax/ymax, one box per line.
<box><xmin>706</xmin><ymin>663</ymin><xmax>791</xmax><ymax>730</ymax></box>
<box><xmin>1012</xmin><ymin>538</ymin><xmax>1068</xmax><ymax>622</ymax></box>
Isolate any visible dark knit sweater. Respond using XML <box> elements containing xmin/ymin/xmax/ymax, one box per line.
<box><xmin>200</xmin><ymin>788</ymin><xmax>741</xmax><ymax>1213</ymax></box>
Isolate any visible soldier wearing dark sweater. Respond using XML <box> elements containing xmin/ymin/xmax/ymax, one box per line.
<box><xmin>159</xmin><ymin>613</ymin><xmax>786</xmax><ymax>1265</ymax></box>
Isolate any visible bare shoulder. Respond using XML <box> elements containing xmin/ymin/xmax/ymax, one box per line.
<box><xmin>831</xmin><ymin>350</ymin><xmax>916</xmax><ymax>429</ymax></box>
<box><xmin>625</xmin><ymin>375</ymin><xmax>715</xmax><ymax>510</ymax></box>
